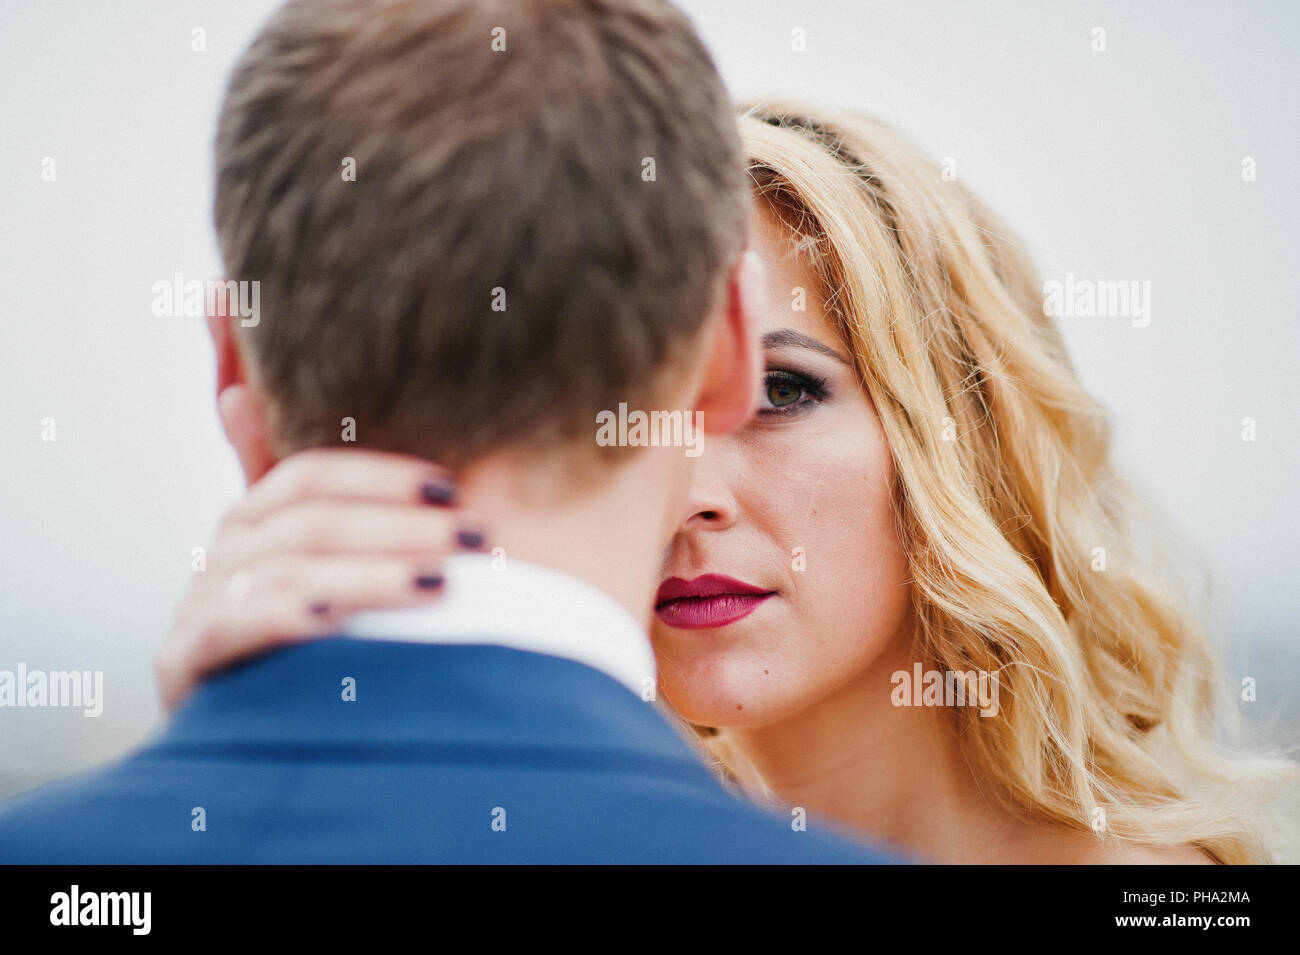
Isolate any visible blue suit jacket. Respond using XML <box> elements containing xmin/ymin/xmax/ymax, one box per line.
<box><xmin>0</xmin><ymin>639</ymin><xmax>900</xmax><ymax>863</ymax></box>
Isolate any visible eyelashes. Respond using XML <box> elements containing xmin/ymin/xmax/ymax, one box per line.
<box><xmin>759</xmin><ymin>367</ymin><xmax>830</xmax><ymax>417</ymax></box>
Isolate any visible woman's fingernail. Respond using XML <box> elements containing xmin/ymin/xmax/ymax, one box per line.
<box><xmin>309</xmin><ymin>601</ymin><xmax>331</xmax><ymax>616</ymax></box>
<box><xmin>414</xmin><ymin>573</ymin><xmax>445</xmax><ymax>590</ymax></box>
<box><xmin>456</xmin><ymin>528</ymin><xmax>486</xmax><ymax>551</ymax></box>
<box><xmin>420</xmin><ymin>478</ymin><xmax>456</xmax><ymax>507</ymax></box>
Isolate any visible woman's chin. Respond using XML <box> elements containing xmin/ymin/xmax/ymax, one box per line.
<box><xmin>659</xmin><ymin>673</ymin><xmax>793</xmax><ymax>730</ymax></box>
<box><xmin>652</xmin><ymin>632</ymin><xmax>810</xmax><ymax>729</ymax></box>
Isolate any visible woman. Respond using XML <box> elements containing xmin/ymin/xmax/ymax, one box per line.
<box><xmin>160</xmin><ymin>102</ymin><xmax>1294</xmax><ymax>863</ymax></box>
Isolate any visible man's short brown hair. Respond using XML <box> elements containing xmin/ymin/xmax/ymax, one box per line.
<box><xmin>214</xmin><ymin>0</ymin><xmax>748</xmax><ymax>467</ymax></box>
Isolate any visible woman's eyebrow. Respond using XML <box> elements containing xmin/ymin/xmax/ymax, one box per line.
<box><xmin>762</xmin><ymin>328</ymin><xmax>853</xmax><ymax>365</ymax></box>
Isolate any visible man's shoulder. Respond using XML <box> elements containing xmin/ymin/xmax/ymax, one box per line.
<box><xmin>0</xmin><ymin>742</ymin><xmax>902</xmax><ymax>864</ymax></box>
<box><xmin>0</xmin><ymin>641</ymin><xmax>905</xmax><ymax>863</ymax></box>
<box><xmin>0</xmin><ymin>762</ymin><xmax>165</xmax><ymax>863</ymax></box>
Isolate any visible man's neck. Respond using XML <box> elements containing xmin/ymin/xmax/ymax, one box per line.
<box><xmin>456</xmin><ymin>445</ymin><xmax>687</xmax><ymax>633</ymax></box>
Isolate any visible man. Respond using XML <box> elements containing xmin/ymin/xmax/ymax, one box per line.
<box><xmin>0</xmin><ymin>0</ymin><xmax>897</xmax><ymax>862</ymax></box>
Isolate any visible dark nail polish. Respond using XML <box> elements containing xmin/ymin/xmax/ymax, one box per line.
<box><xmin>456</xmin><ymin>529</ymin><xmax>485</xmax><ymax>550</ymax></box>
<box><xmin>420</xmin><ymin>478</ymin><xmax>456</xmax><ymax>507</ymax></box>
<box><xmin>414</xmin><ymin>573</ymin><xmax>444</xmax><ymax>590</ymax></box>
<box><xmin>309</xmin><ymin>601</ymin><xmax>331</xmax><ymax>616</ymax></box>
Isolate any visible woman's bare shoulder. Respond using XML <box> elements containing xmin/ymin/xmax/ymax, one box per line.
<box><xmin>1006</xmin><ymin>819</ymin><xmax>1217</xmax><ymax>864</ymax></box>
<box><xmin>1058</xmin><ymin>832</ymin><xmax>1216</xmax><ymax>865</ymax></box>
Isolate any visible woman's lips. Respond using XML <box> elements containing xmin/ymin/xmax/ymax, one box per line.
<box><xmin>654</xmin><ymin>574</ymin><xmax>775</xmax><ymax>630</ymax></box>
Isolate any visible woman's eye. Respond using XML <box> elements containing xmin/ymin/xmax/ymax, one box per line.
<box><xmin>766</xmin><ymin>377</ymin><xmax>805</xmax><ymax>408</ymax></box>
<box><xmin>759</xmin><ymin>370</ymin><xmax>828</xmax><ymax>414</ymax></box>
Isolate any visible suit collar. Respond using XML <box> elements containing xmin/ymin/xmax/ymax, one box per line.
<box><xmin>160</xmin><ymin>639</ymin><xmax>711</xmax><ymax>778</ymax></box>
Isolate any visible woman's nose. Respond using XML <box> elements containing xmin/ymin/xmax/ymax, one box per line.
<box><xmin>678</xmin><ymin>456</ymin><xmax>739</xmax><ymax>532</ymax></box>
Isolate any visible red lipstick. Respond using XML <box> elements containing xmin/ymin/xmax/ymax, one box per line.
<box><xmin>654</xmin><ymin>574</ymin><xmax>775</xmax><ymax>630</ymax></box>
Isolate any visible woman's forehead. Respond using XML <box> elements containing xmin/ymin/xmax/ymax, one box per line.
<box><xmin>751</xmin><ymin>201</ymin><xmax>836</xmax><ymax>345</ymax></box>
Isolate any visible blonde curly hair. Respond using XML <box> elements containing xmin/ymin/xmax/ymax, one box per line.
<box><xmin>690</xmin><ymin>100</ymin><xmax>1296</xmax><ymax>864</ymax></box>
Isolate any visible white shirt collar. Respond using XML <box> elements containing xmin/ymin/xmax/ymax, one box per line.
<box><xmin>338</xmin><ymin>553</ymin><xmax>656</xmax><ymax>698</ymax></box>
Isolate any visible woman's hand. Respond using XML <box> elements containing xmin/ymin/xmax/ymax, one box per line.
<box><xmin>155</xmin><ymin>448</ymin><xmax>484</xmax><ymax>713</ymax></box>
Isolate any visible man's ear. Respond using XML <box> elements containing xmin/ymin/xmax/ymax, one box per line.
<box><xmin>207</xmin><ymin>314</ymin><xmax>277</xmax><ymax>485</ymax></box>
<box><xmin>693</xmin><ymin>249</ymin><xmax>764</xmax><ymax>435</ymax></box>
